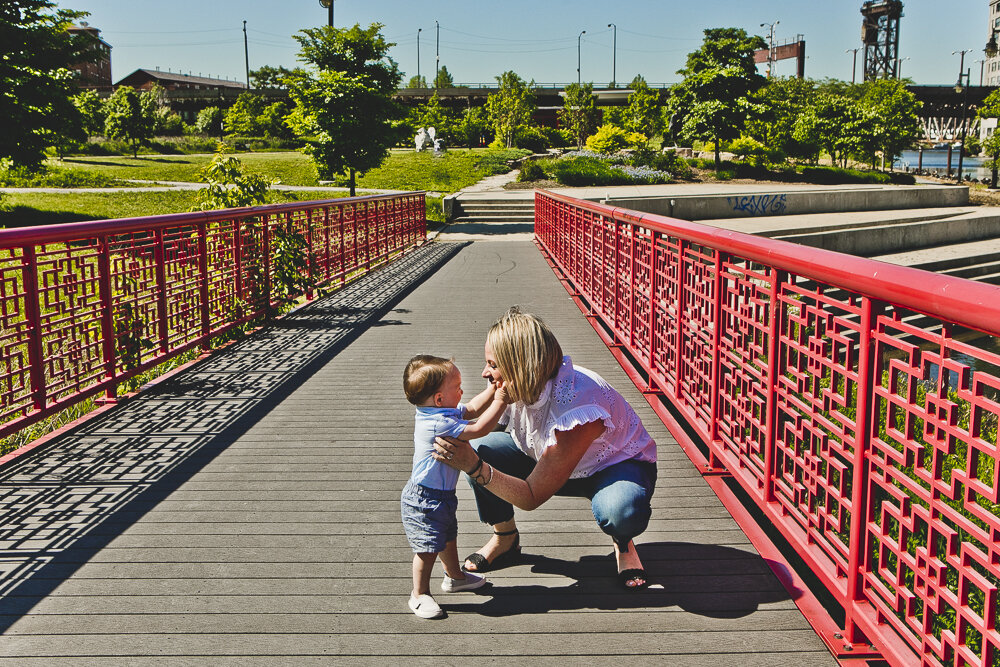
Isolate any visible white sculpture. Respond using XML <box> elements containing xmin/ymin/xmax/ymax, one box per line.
<box><xmin>433</xmin><ymin>138</ymin><xmax>446</xmax><ymax>153</ymax></box>
<box><xmin>415</xmin><ymin>127</ymin><xmax>432</xmax><ymax>151</ymax></box>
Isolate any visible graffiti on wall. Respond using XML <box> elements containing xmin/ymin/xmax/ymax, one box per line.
<box><xmin>726</xmin><ymin>194</ymin><xmax>787</xmax><ymax>216</ymax></box>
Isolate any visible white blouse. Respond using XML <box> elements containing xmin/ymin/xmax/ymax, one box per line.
<box><xmin>504</xmin><ymin>356</ymin><xmax>657</xmax><ymax>478</ymax></box>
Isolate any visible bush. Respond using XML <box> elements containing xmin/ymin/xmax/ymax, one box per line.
<box><xmin>585</xmin><ymin>125</ymin><xmax>647</xmax><ymax>153</ymax></box>
<box><xmin>517</xmin><ymin>160</ymin><xmax>547</xmax><ymax>182</ymax></box>
<box><xmin>514</xmin><ymin>127</ymin><xmax>550</xmax><ymax>153</ymax></box>
<box><xmin>626</xmin><ymin>149</ymin><xmax>693</xmax><ymax>180</ymax></box>
<box><xmin>0</xmin><ymin>163</ymin><xmax>122</xmax><ymax>188</ymax></box>
<box><xmin>548</xmin><ymin>155</ymin><xmax>671</xmax><ymax>186</ymax></box>
<box><xmin>475</xmin><ymin>148</ymin><xmax>532</xmax><ymax>176</ymax></box>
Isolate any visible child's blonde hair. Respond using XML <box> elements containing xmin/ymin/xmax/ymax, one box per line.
<box><xmin>487</xmin><ymin>306</ymin><xmax>562</xmax><ymax>405</ymax></box>
<box><xmin>403</xmin><ymin>355</ymin><xmax>455</xmax><ymax>406</ymax></box>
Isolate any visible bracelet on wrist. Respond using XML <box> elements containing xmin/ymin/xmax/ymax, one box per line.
<box><xmin>473</xmin><ymin>461</ymin><xmax>493</xmax><ymax>486</ymax></box>
<box><xmin>467</xmin><ymin>455</ymin><xmax>483</xmax><ymax>477</ymax></box>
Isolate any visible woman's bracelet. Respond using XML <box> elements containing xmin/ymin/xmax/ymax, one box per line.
<box><xmin>473</xmin><ymin>462</ymin><xmax>493</xmax><ymax>487</ymax></box>
<box><xmin>467</xmin><ymin>455</ymin><xmax>484</xmax><ymax>478</ymax></box>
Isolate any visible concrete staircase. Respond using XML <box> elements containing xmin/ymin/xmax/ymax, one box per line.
<box><xmin>445</xmin><ymin>196</ymin><xmax>534</xmax><ymax>225</ymax></box>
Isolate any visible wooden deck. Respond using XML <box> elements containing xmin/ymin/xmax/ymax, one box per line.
<box><xmin>0</xmin><ymin>239</ymin><xmax>836</xmax><ymax>665</ymax></box>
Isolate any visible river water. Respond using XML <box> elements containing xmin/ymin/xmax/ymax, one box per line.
<box><xmin>895</xmin><ymin>149</ymin><xmax>989</xmax><ymax>180</ymax></box>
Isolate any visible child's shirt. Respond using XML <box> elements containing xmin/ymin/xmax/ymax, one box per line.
<box><xmin>410</xmin><ymin>405</ymin><xmax>469</xmax><ymax>490</ymax></box>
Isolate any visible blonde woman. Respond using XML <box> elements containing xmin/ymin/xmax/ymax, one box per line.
<box><xmin>433</xmin><ymin>307</ymin><xmax>657</xmax><ymax>590</ymax></box>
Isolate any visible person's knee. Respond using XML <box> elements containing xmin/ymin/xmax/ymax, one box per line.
<box><xmin>592</xmin><ymin>485</ymin><xmax>652</xmax><ymax>538</ymax></box>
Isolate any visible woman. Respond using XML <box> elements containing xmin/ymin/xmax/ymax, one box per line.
<box><xmin>433</xmin><ymin>307</ymin><xmax>657</xmax><ymax>589</ymax></box>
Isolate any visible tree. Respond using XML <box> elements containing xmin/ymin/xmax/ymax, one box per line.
<box><xmin>456</xmin><ymin>106</ymin><xmax>490</xmax><ymax>147</ymax></box>
<box><xmin>250</xmin><ymin>65</ymin><xmax>302</xmax><ymax>89</ymax></box>
<box><xmin>669</xmin><ymin>27</ymin><xmax>767</xmax><ymax>168</ymax></box>
<box><xmin>622</xmin><ymin>79</ymin><xmax>662</xmax><ymax>140</ymax></box>
<box><xmin>0</xmin><ymin>1</ymin><xmax>97</xmax><ymax>167</ymax></box>
<box><xmin>74</xmin><ymin>89</ymin><xmax>105</xmax><ymax>136</ymax></box>
<box><xmin>103</xmin><ymin>86</ymin><xmax>155</xmax><ymax>157</ymax></box>
<box><xmin>978</xmin><ymin>89</ymin><xmax>1000</xmax><ymax>187</ymax></box>
<box><xmin>852</xmin><ymin>79</ymin><xmax>921</xmax><ymax>169</ymax></box>
<box><xmin>192</xmin><ymin>144</ymin><xmax>273</xmax><ymax>210</ymax></box>
<box><xmin>486</xmin><ymin>71</ymin><xmax>535</xmax><ymax>148</ymax></box>
<box><xmin>559</xmin><ymin>82</ymin><xmax>598</xmax><ymax>149</ymax></box>
<box><xmin>285</xmin><ymin>23</ymin><xmax>404</xmax><ymax>196</ymax></box>
<box><xmin>407</xmin><ymin>74</ymin><xmax>427</xmax><ymax>88</ymax></box>
<box><xmin>747</xmin><ymin>76</ymin><xmax>817</xmax><ymax>159</ymax></box>
<box><xmin>195</xmin><ymin>106</ymin><xmax>224</xmax><ymax>136</ymax></box>
<box><xmin>434</xmin><ymin>65</ymin><xmax>455</xmax><ymax>89</ymax></box>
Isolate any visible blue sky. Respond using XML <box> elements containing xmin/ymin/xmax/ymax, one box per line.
<box><xmin>64</xmin><ymin>0</ymin><xmax>990</xmax><ymax>87</ymax></box>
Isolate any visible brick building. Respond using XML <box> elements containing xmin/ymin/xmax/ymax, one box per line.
<box><xmin>67</xmin><ymin>23</ymin><xmax>112</xmax><ymax>91</ymax></box>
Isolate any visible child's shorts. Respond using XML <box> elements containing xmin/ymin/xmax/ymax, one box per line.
<box><xmin>400</xmin><ymin>480</ymin><xmax>458</xmax><ymax>553</ymax></box>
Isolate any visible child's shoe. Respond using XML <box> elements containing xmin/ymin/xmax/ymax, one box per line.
<box><xmin>441</xmin><ymin>571</ymin><xmax>487</xmax><ymax>592</ymax></box>
<box><xmin>408</xmin><ymin>593</ymin><xmax>444</xmax><ymax>619</ymax></box>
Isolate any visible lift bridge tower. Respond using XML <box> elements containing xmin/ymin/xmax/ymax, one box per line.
<box><xmin>861</xmin><ymin>0</ymin><xmax>903</xmax><ymax>80</ymax></box>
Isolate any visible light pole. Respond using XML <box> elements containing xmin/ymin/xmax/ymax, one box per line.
<box><xmin>977</xmin><ymin>59</ymin><xmax>986</xmax><ymax>86</ymax></box>
<box><xmin>760</xmin><ymin>21</ymin><xmax>778</xmax><ymax>78</ymax></box>
<box><xmin>607</xmin><ymin>23</ymin><xmax>616</xmax><ymax>88</ymax></box>
<box><xmin>243</xmin><ymin>20</ymin><xmax>250</xmax><ymax>90</ymax></box>
<box><xmin>577</xmin><ymin>30</ymin><xmax>586</xmax><ymax>85</ymax></box>
<box><xmin>417</xmin><ymin>28</ymin><xmax>422</xmax><ymax>86</ymax></box>
<box><xmin>318</xmin><ymin>0</ymin><xmax>333</xmax><ymax>27</ymax></box>
<box><xmin>955</xmin><ymin>68</ymin><xmax>971</xmax><ymax>182</ymax></box>
<box><xmin>896</xmin><ymin>56</ymin><xmax>910</xmax><ymax>79</ymax></box>
<box><xmin>846</xmin><ymin>48</ymin><xmax>859</xmax><ymax>84</ymax></box>
<box><xmin>435</xmin><ymin>21</ymin><xmax>440</xmax><ymax>88</ymax></box>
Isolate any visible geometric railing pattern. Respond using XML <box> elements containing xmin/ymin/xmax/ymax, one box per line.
<box><xmin>535</xmin><ymin>190</ymin><xmax>1000</xmax><ymax>667</ymax></box>
<box><xmin>0</xmin><ymin>193</ymin><xmax>425</xmax><ymax>440</ymax></box>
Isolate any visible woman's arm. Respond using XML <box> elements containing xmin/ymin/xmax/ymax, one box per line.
<box><xmin>434</xmin><ymin>419</ymin><xmax>605</xmax><ymax>511</ymax></box>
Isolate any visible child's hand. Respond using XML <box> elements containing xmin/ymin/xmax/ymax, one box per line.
<box><xmin>494</xmin><ymin>379</ymin><xmax>508</xmax><ymax>404</ymax></box>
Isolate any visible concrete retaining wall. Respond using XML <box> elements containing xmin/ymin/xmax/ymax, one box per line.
<box><xmin>605</xmin><ymin>185</ymin><xmax>969</xmax><ymax>221</ymax></box>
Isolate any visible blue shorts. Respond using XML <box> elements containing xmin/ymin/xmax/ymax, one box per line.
<box><xmin>400</xmin><ymin>480</ymin><xmax>458</xmax><ymax>553</ymax></box>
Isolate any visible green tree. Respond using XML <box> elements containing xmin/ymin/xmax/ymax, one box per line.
<box><xmin>250</xmin><ymin>65</ymin><xmax>302</xmax><ymax>89</ymax></box>
<box><xmin>195</xmin><ymin>106</ymin><xmax>224</xmax><ymax>136</ymax></box>
<box><xmin>669</xmin><ymin>27</ymin><xmax>767</xmax><ymax>168</ymax></box>
<box><xmin>559</xmin><ymin>82</ymin><xmax>599</xmax><ymax>149</ymax></box>
<box><xmin>224</xmin><ymin>91</ymin><xmax>290</xmax><ymax>138</ymax></box>
<box><xmin>982</xmin><ymin>129</ymin><xmax>1000</xmax><ymax>189</ymax></box>
<box><xmin>486</xmin><ymin>70</ymin><xmax>535</xmax><ymax>149</ymax></box>
<box><xmin>73</xmin><ymin>89</ymin><xmax>105</xmax><ymax>136</ymax></box>
<box><xmin>622</xmin><ymin>79</ymin><xmax>662</xmax><ymax>140</ymax></box>
<box><xmin>103</xmin><ymin>86</ymin><xmax>155</xmax><ymax>157</ymax></box>
<box><xmin>192</xmin><ymin>143</ymin><xmax>273</xmax><ymax>210</ymax></box>
<box><xmin>456</xmin><ymin>106</ymin><xmax>490</xmax><ymax>147</ymax></box>
<box><xmin>852</xmin><ymin>79</ymin><xmax>921</xmax><ymax>169</ymax></box>
<box><xmin>0</xmin><ymin>0</ymin><xmax>97</xmax><ymax>166</ymax></box>
<box><xmin>434</xmin><ymin>65</ymin><xmax>455</xmax><ymax>88</ymax></box>
<box><xmin>417</xmin><ymin>91</ymin><xmax>455</xmax><ymax>140</ymax></box>
<box><xmin>285</xmin><ymin>23</ymin><xmax>404</xmax><ymax>196</ymax></box>
<box><xmin>747</xmin><ymin>76</ymin><xmax>817</xmax><ymax>159</ymax></box>
<box><xmin>811</xmin><ymin>92</ymin><xmax>859</xmax><ymax>167</ymax></box>
<box><xmin>407</xmin><ymin>74</ymin><xmax>428</xmax><ymax>88</ymax></box>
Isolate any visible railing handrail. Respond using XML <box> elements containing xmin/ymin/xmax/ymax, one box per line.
<box><xmin>538</xmin><ymin>189</ymin><xmax>1000</xmax><ymax>338</ymax></box>
<box><xmin>0</xmin><ymin>192</ymin><xmax>424</xmax><ymax>248</ymax></box>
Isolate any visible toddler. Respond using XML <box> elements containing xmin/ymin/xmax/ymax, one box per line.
<box><xmin>401</xmin><ymin>355</ymin><xmax>508</xmax><ymax>619</ymax></box>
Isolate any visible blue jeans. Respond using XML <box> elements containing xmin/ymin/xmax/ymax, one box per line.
<box><xmin>468</xmin><ymin>431</ymin><xmax>657</xmax><ymax>547</ymax></box>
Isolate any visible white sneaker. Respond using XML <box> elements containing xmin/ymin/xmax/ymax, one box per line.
<box><xmin>408</xmin><ymin>593</ymin><xmax>444</xmax><ymax>619</ymax></box>
<box><xmin>441</xmin><ymin>571</ymin><xmax>487</xmax><ymax>593</ymax></box>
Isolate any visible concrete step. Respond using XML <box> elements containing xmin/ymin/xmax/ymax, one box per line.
<box><xmin>869</xmin><ymin>236</ymin><xmax>1000</xmax><ymax>271</ymax></box>
<box><xmin>453</xmin><ymin>213</ymin><xmax>535</xmax><ymax>222</ymax></box>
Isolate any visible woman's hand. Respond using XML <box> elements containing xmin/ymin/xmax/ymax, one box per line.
<box><xmin>433</xmin><ymin>435</ymin><xmax>478</xmax><ymax>472</ymax></box>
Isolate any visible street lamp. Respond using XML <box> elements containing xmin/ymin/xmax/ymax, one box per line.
<box><xmin>896</xmin><ymin>56</ymin><xmax>910</xmax><ymax>79</ymax></box>
<box><xmin>318</xmin><ymin>0</ymin><xmax>333</xmax><ymax>27</ymax></box>
<box><xmin>987</xmin><ymin>30</ymin><xmax>999</xmax><ymax>59</ymax></box>
<box><xmin>577</xmin><ymin>30</ymin><xmax>586</xmax><ymax>85</ymax></box>
<box><xmin>846</xmin><ymin>48</ymin><xmax>859</xmax><ymax>84</ymax></box>
<box><xmin>955</xmin><ymin>67</ymin><xmax>971</xmax><ymax>182</ymax></box>
<box><xmin>608</xmin><ymin>23</ymin><xmax>616</xmax><ymax>88</ymax></box>
<box><xmin>760</xmin><ymin>21</ymin><xmax>778</xmax><ymax>78</ymax></box>
<box><xmin>417</xmin><ymin>28</ymin><xmax>422</xmax><ymax>86</ymax></box>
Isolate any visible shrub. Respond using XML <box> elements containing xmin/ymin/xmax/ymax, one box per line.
<box><xmin>548</xmin><ymin>155</ymin><xmax>671</xmax><ymax>186</ymax></box>
<box><xmin>517</xmin><ymin>160</ymin><xmax>547</xmax><ymax>182</ymax></box>
<box><xmin>475</xmin><ymin>148</ymin><xmax>532</xmax><ymax>176</ymax></box>
<box><xmin>0</xmin><ymin>163</ymin><xmax>121</xmax><ymax>188</ymax></box>
<box><xmin>626</xmin><ymin>149</ymin><xmax>693</xmax><ymax>180</ymax></box>
<box><xmin>514</xmin><ymin>126</ymin><xmax>550</xmax><ymax>153</ymax></box>
<box><xmin>585</xmin><ymin>124</ymin><xmax>647</xmax><ymax>153</ymax></box>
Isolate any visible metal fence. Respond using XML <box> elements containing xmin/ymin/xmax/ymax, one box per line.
<box><xmin>0</xmin><ymin>193</ymin><xmax>425</xmax><ymax>440</ymax></box>
<box><xmin>534</xmin><ymin>189</ymin><xmax>1000</xmax><ymax>667</ymax></box>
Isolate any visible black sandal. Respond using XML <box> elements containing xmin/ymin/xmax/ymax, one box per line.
<box><xmin>462</xmin><ymin>529</ymin><xmax>521</xmax><ymax>573</ymax></box>
<box><xmin>618</xmin><ymin>568</ymin><xmax>649</xmax><ymax>591</ymax></box>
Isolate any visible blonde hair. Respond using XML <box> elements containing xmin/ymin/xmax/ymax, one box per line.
<box><xmin>403</xmin><ymin>355</ymin><xmax>454</xmax><ymax>405</ymax></box>
<box><xmin>487</xmin><ymin>306</ymin><xmax>562</xmax><ymax>405</ymax></box>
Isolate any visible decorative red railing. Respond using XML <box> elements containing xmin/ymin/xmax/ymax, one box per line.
<box><xmin>535</xmin><ymin>190</ymin><xmax>1000</xmax><ymax>667</ymax></box>
<box><xmin>0</xmin><ymin>193</ymin><xmax>425</xmax><ymax>440</ymax></box>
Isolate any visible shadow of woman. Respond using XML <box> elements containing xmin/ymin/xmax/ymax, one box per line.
<box><xmin>446</xmin><ymin>541</ymin><xmax>802</xmax><ymax>619</ymax></box>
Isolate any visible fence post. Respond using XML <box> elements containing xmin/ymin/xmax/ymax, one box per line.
<box><xmin>844</xmin><ymin>297</ymin><xmax>880</xmax><ymax>643</ymax></box>
<box><xmin>263</xmin><ymin>215</ymin><xmax>273</xmax><ymax>317</ymax></box>
<box><xmin>22</xmin><ymin>247</ymin><xmax>47</xmax><ymax>412</ymax></box>
<box><xmin>672</xmin><ymin>238</ymin><xmax>687</xmax><ymax>400</ymax></box>
<box><xmin>154</xmin><ymin>228</ymin><xmax>169</xmax><ymax>354</ymax></box>
<box><xmin>97</xmin><ymin>237</ymin><xmax>117</xmax><ymax>399</ymax></box>
<box><xmin>198</xmin><ymin>222</ymin><xmax>210</xmax><ymax>349</ymax></box>
<box><xmin>306</xmin><ymin>208</ymin><xmax>315</xmax><ymax>301</ymax></box>
<box><xmin>708</xmin><ymin>251</ymin><xmax>726</xmax><ymax>469</ymax></box>
<box><xmin>762</xmin><ymin>268</ymin><xmax>786</xmax><ymax>504</ymax></box>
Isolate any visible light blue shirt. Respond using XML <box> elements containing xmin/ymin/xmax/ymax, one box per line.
<box><xmin>410</xmin><ymin>405</ymin><xmax>469</xmax><ymax>490</ymax></box>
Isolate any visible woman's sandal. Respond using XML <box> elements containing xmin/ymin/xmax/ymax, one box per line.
<box><xmin>618</xmin><ymin>568</ymin><xmax>649</xmax><ymax>591</ymax></box>
<box><xmin>462</xmin><ymin>529</ymin><xmax>521</xmax><ymax>573</ymax></box>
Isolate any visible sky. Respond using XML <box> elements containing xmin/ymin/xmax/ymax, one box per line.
<box><xmin>61</xmin><ymin>0</ymin><xmax>993</xmax><ymax>88</ymax></box>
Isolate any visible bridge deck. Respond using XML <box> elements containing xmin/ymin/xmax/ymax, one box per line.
<box><xmin>0</xmin><ymin>239</ymin><xmax>835</xmax><ymax>665</ymax></box>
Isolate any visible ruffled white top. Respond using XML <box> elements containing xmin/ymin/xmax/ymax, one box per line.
<box><xmin>504</xmin><ymin>356</ymin><xmax>656</xmax><ymax>479</ymax></box>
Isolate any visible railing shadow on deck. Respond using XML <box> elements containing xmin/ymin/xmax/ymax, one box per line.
<box><xmin>0</xmin><ymin>241</ymin><xmax>468</xmax><ymax>633</ymax></box>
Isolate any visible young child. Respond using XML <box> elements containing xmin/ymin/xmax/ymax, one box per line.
<box><xmin>401</xmin><ymin>355</ymin><xmax>508</xmax><ymax>619</ymax></box>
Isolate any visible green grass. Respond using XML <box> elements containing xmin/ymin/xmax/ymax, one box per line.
<box><xmin>54</xmin><ymin>152</ymin><xmax>322</xmax><ymax>186</ymax></box>
<box><xmin>0</xmin><ymin>190</ymin><xmax>349</xmax><ymax>227</ymax></box>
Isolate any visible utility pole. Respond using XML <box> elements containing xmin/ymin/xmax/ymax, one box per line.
<box><xmin>435</xmin><ymin>21</ymin><xmax>440</xmax><ymax>88</ymax></box>
<box><xmin>607</xmin><ymin>23</ymin><xmax>616</xmax><ymax>88</ymax></box>
<box><xmin>417</xmin><ymin>28</ymin><xmax>422</xmax><ymax>86</ymax></box>
<box><xmin>577</xmin><ymin>30</ymin><xmax>586</xmax><ymax>85</ymax></box>
<box><xmin>846</xmin><ymin>48</ymin><xmax>859</xmax><ymax>84</ymax></box>
<box><xmin>760</xmin><ymin>20</ymin><xmax>778</xmax><ymax>78</ymax></box>
<box><xmin>243</xmin><ymin>20</ymin><xmax>250</xmax><ymax>90</ymax></box>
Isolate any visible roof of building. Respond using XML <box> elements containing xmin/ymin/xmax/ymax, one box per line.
<box><xmin>68</xmin><ymin>24</ymin><xmax>112</xmax><ymax>49</ymax></box>
<box><xmin>114</xmin><ymin>68</ymin><xmax>246</xmax><ymax>89</ymax></box>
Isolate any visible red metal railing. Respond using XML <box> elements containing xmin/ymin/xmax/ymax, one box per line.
<box><xmin>0</xmin><ymin>193</ymin><xmax>425</xmax><ymax>440</ymax></box>
<box><xmin>535</xmin><ymin>190</ymin><xmax>1000</xmax><ymax>667</ymax></box>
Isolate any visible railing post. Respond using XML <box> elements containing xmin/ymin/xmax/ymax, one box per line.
<box><xmin>672</xmin><ymin>238</ymin><xmax>687</xmax><ymax>399</ymax></box>
<box><xmin>647</xmin><ymin>230</ymin><xmax>658</xmax><ymax>391</ymax></box>
<box><xmin>708</xmin><ymin>250</ymin><xmax>726</xmax><ymax>468</ymax></box>
<box><xmin>323</xmin><ymin>205</ymin><xmax>331</xmax><ymax>285</ymax></box>
<box><xmin>262</xmin><ymin>215</ymin><xmax>272</xmax><ymax>316</ymax></box>
<box><xmin>844</xmin><ymin>297</ymin><xmax>880</xmax><ymax>643</ymax></box>
<box><xmin>762</xmin><ymin>268</ymin><xmax>786</xmax><ymax>503</ymax></box>
<box><xmin>338</xmin><ymin>204</ymin><xmax>346</xmax><ymax>287</ymax></box>
<box><xmin>233</xmin><ymin>219</ymin><xmax>243</xmax><ymax>308</ymax></box>
<box><xmin>198</xmin><ymin>222</ymin><xmax>210</xmax><ymax>349</ymax></box>
<box><xmin>97</xmin><ymin>237</ymin><xmax>117</xmax><ymax>399</ymax></box>
<box><xmin>22</xmin><ymin>246</ymin><xmax>47</xmax><ymax>412</ymax></box>
<box><xmin>154</xmin><ymin>228</ymin><xmax>169</xmax><ymax>354</ymax></box>
<box><xmin>306</xmin><ymin>209</ymin><xmax>315</xmax><ymax>301</ymax></box>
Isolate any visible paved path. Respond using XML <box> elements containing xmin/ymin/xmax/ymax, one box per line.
<box><xmin>0</xmin><ymin>240</ymin><xmax>835</xmax><ymax>665</ymax></box>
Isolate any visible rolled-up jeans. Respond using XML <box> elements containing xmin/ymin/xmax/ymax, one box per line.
<box><xmin>468</xmin><ymin>430</ymin><xmax>657</xmax><ymax>547</ymax></box>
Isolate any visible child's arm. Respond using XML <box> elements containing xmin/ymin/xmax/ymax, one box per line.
<box><xmin>459</xmin><ymin>384</ymin><xmax>508</xmax><ymax>440</ymax></box>
<box><xmin>462</xmin><ymin>380</ymin><xmax>497</xmax><ymax>419</ymax></box>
